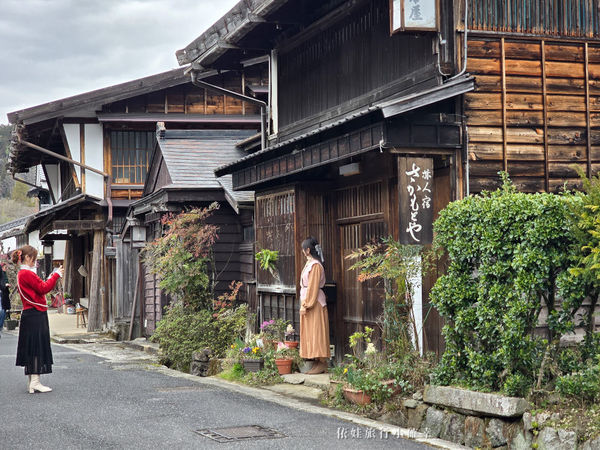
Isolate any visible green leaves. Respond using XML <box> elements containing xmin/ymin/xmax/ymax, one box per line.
<box><xmin>255</xmin><ymin>248</ymin><xmax>279</xmax><ymax>272</ymax></box>
<box><xmin>430</xmin><ymin>176</ymin><xmax>575</xmax><ymax>395</ymax></box>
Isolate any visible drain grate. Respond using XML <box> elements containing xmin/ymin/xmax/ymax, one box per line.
<box><xmin>194</xmin><ymin>425</ymin><xmax>286</xmax><ymax>443</ymax></box>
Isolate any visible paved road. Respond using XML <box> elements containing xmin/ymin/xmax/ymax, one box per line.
<box><xmin>0</xmin><ymin>332</ymin><xmax>431</xmax><ymax>449</ymax></box>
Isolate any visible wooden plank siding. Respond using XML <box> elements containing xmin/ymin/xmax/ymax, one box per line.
<box><xmin>465</xmin><ymin>36</ymin><xmax>600</xmax><ymax>193</ymax></box>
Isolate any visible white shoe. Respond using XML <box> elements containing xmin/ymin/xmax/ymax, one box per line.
<box><xmin>29</xmin><ymin>375</ymin><xmax>52</xmax><ymax>393</ymax></box>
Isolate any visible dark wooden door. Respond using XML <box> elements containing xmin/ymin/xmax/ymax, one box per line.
<box><xmin>337</xmin><ymin>181</ymin><xmax>388</xmax><ymax>356</ymax></box>
<box><xmin>422</xmin><ymin>165</ymin><xmax>452</xmax><ymax>357</ymax></box>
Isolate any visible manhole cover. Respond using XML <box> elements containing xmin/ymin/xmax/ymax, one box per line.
<box><xmin>195</xmin><ymin>425</ymin><xmax>286</xmax><ymax>442</ymax></box>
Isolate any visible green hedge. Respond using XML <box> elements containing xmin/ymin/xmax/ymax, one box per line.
<box><xmin>430</xmin><ymin>177</ymin><xmax>577</xmax><ymax>395</ymax></box>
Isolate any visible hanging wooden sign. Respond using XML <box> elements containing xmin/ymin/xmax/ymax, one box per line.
<box><xmin>398</xmin><ymin>157</ymin><xmax>434</xmax><ymax>245</ymax></box>
<box><xmin>390</xmin><ymin>0</ymin><xmax>439</xmax><ymax>33</ymax></box>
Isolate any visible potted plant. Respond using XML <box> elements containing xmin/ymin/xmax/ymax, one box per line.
<box><xmin>342</xmin><ymin>367</ymin><xmax>373</xmax><ymax>405</ymax></box>
<box><xmin>273</xmin><ymin>342</ymin><xmax>299</xmax><ymax>375</ymax></box>
<box><xmin>284</xmin><ymin>324</ymin><xmax>299</xmax><ymax>348</ymax></box>
<box><xmin>241</xmin><ymin>345</ymin><xmax>264</xmax><ymax>373</ymax></box>
<box><xmin>5</xmin><ymin>317</ymin><xmax>18</xmax><ymax>330</ymax></box>
<box><xmin>259</xmin><ymin>318</ymin><xmax>288</xmax><ymax>348</ymax></box>
<box><xmin>255</xmin><ymin>248</ymin><xmax>280</xmax><ymax>282</ymax></box>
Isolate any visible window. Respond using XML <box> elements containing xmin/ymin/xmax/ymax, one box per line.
<box><xmin>110</xmin><ymin>131</ymin><xmax>154</xmax><ymax>184</ymax></box>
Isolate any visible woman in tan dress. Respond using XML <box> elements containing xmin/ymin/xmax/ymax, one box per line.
<box><xmin>299</xmin><ymin>237</ymin><xmax>330</xmax><ymax>374</ymax></box>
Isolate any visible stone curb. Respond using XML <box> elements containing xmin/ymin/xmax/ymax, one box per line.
<box><xmin>121</xmin><ymin>339</ymin><xmax>160</xmax><ymax>356</ymax></box>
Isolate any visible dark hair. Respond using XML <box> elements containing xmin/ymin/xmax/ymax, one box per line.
<box><xmin>11</xmin><ymin>245</ymin><xmax>38</xmax><ymax>265</ymax></box>
<box><xmin>302</xmin><ymin>237</ymin><xmax>323</xmax><ymax>263</ymax></box>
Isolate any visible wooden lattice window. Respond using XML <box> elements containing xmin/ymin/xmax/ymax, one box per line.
<box><xmin>469</xmin><ymin>0</ymin><xmax>600</xmax><ymax>37</ymax></box>
<box><xmin>110</xmin><ymin>131</ymin><xmax>154</xmax><ymax>184</ymax></box>
<box><xmin>255</xmin><ymin>190</ymin><xmax>296</xmax><ymax>286</ymax></box>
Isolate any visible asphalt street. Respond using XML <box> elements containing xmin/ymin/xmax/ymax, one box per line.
<box><xmin>0</xmin><ymin>332</ymin><xmax>432</xmax><ymax>449</ymax></box>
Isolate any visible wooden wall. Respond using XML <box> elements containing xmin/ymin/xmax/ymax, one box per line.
<box><xmin>277</xmin><ymin>0</ymin><xmax>438</xmax><ymax>138</ymax></box>
<box><xmin>466</xmin><ymin>36</ymin><xmax>600</xmax><ymax>193</ymax></box>
<box><xmin>102</xmin><ymin>70</ymin><xmax>266</xmax><ymax>116</ymax></box>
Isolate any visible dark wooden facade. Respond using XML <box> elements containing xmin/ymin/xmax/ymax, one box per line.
<box><xmin>8</xmin><ymin>67</ymin><xmax>264</xmax><ymax>336</ymax></box>
<box><xmin>186</xmin><ymin>0</ymin><xmax>466</xmax><ymax>358</ymax></box>
<box><xmin>126</xmin><ymin>128</ymin><xmax>257</xmax><ymax>336</ymax></box>
<box><xmin>463</xmin><ymin>0</ymin><xmax>600</xmax><ymax>336</ymax></box>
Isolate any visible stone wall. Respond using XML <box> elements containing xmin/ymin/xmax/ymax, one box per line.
<box><xmin>394</xmin><ymin>385</ymin><xmax>599</xmax><ymax>449</ymax></box>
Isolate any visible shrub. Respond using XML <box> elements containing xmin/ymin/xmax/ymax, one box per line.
<box><xmin>430</xmin><ymin>174</ymin><xmax>576</xmax><ymax>394</ymax></box>
<box><xmin>556</xmin><ymin>364</ymin><xmax>600</xmax><ymax>403</ymax></box>
<box><xmin>151</xmin><ymin>303</ymin><xmax>247</xmax><ymax>371</ymax></box>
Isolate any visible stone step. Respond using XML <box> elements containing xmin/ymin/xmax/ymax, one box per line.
<box><xmin>264</xmin><ymin>384</ymin><xmax>323</xmax><ymax>403</ymax></box>
<box><xmin>282</xmin><ymin>372</ymin><xmax>329</xmax><ymax>390</ymax></box>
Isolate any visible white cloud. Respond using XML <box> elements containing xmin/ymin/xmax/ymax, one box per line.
<box><xmin>0</xmin><ymin>0</ymin><xmax>239</xmax><ymax>123</ymax></box>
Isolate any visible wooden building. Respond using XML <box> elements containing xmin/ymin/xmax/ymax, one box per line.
<box><xmin>7</xmin><ymin>66</ymin><xmax>265</xmax><ymax>335</ymax></box>
<box><xmin>178</xmin><ymin>0</ymin><xmax>474</xmax><ymax>357</ymax></box>
<box><xmin>121</xmin><ymin>127</ymin><xmax>256</xmax><ymax>334</ymax></box>
<box><xmin>174</xmin><ymin>0</ymin><xmax>600</xmax><ymax>357</ymax></box>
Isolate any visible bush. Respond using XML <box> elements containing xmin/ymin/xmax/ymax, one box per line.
<box><xmin>556</xmin><ymin>364</ymin><xmax>600</xmax><ymax>403</ymax></box>
<box><xmin>430</xmin><ymin>174</ymin><xmax>576</xmax><ymax>394</ymax></box>
<box><xmin>151</xmin><ymin>303</ymin><xmax>247</xmax><ymax>371</ymax></box>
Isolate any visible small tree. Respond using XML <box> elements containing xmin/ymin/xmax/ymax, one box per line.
<box><xmin>346</xmin><ymin>237</ymin><xmax>430</xmax><ymax>356</ymax></box>
<box><xmin>143</xmin><ymin>203</ymin><xmax>219</xmax><ymax>310</ymax></box>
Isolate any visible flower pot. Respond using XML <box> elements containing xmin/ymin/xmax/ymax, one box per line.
<box><xmin>284</xmin><ymin>341</ymin><xmax>299</xmax><ymax>349</ymax></box>
<box><xmin>274</xmin><ymin>358</ymin><xmax>293</xmax><ymax>375</ymax></box>
<box><xmin>5</xmin><ymin>319</ymin><xmax>17</xmax><ymax>331</ymax></box>
<box><xmin>343</xmin><ymin>387</ymin><xmax>372</xmax><ymax>405</ymax></box>
<box><xmin>382</xmin><ymin>379</ymin><xmax>403</xmax><ymax>396</ymax></box>
<box><xmin>242</xmin><ymin>359</ymin><xmax>264</xmax><ymax>373</ymax></box>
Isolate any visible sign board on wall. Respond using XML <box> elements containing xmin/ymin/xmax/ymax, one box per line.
<box><xmin>390</xmin><ymin>0</ymin><xmax>438</xmax><ymax>33</ymax></box>
<box><xmin>398</xmin><ymin>157</ymin><xmax>434</xmax><ymax>245</ymax></box>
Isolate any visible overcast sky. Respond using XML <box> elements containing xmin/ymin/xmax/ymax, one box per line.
<box><xmin>0</xmin><ymin>0</ymin><xmax>239</xmax><ymax>124</ymax></box>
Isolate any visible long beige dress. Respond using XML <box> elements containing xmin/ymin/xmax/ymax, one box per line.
<box><xmin>299</xmin><ymin>260</ymin><xmax>330</xmax><ymax>359</ymax></box>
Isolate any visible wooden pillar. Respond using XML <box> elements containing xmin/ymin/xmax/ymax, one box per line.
<box><xmin>102</xmin><ymin>237</ymin><xmax>109</xmax><ymax>325</ymax></box>
<box><xmin>87</xmin><ymin>228</ymin><xmax>104</xmax><ymax>331</ymax></box>
<box><xmin>63</xmin><ymin>239</ymin><xmax>73</xmax><ymax>296</ymax></box>
<box><xmin>501</xmin><ymin>38</ymin><xmax>508</xmax><ymax>173</ymax></box>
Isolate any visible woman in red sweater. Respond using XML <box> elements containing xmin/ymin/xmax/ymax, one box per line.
<box><xmin>12</xmin><ymin>245</ymin><xmax>63</xmax><ymax>393</ymax></box>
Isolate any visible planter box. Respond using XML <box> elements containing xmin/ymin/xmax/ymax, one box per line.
<box><xmin>5</xmin><ymin>320</ymin><xmax>18</xmax><ymax>330</ymax></box>
<box><xmin>242</xmin><ymin>359</ymin><xmax>264</xmax><ymax>373</ymax></box>
<box><xmin>343</xmin><ymin>387</ymin><xmax>372</xmax><ymax>405</ymax></box>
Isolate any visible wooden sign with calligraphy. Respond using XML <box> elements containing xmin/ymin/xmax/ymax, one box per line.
<box><xmin>390</xmin><ymin>0</ymin><xmax>439</xmax><ymax>33</ymax></box>
<box><xmin>398</xmin><ymin>157</ymin><xmax>434</xmax><ymax>245</ymax></box>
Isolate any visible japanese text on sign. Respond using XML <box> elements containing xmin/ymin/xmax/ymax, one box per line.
<box><xmin>405</xmin><ymin>163</ymin><xmax>432</xmax><ymax>242</ymax></box>
<box><xmin>391</xmin><ymin>0</ymin><xmax>438</xmax><ymax>32</ymax></box>
<box><xmin>399</xmin><ymin>157</ymin><xmax>434</xmax><ymax>245</ymax></box>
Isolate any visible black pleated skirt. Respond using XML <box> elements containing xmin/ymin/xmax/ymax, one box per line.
<box><xmin>16</xmin><ymin>309</ymin><xmax>53</xmax><ymax>375</ymax></box>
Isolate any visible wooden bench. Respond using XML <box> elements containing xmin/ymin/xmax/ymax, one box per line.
<box><xmin>76</xmin><ymin>298</ymin><xmax>88</xmax><ymax>328</ymax></box>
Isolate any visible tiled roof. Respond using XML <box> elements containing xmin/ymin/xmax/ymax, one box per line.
<box><xmin>157</xmin><ymin>129</ymin><xmax>255</xmax><ymax>204</ymax></box>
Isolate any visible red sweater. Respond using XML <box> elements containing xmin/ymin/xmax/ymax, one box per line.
<box><xmin>17</xmin><ymin>269</ymin><xmax>61</xmax><ymax>311</ymax></box>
